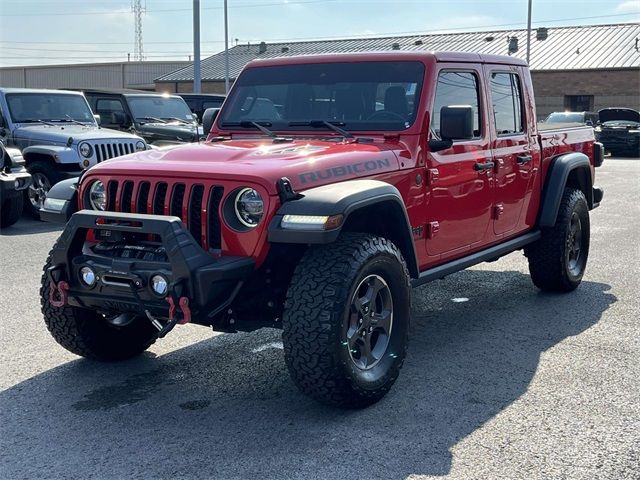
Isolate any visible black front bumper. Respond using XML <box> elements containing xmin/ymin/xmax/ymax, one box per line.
<box><xmin>47</xmin><ymin>210</ymin><xmax>255</xmax><ymax>326</ymax></box>
<box><xmin>0</xmin><ymin>170</ymin><xmax>31</xmax><ymax>201</ymax></box>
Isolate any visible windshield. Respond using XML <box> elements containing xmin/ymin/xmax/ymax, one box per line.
<box><xmin>6</xmin><ymin>93</ymin><xmax>95</xmax><ymax>123</ymax></box>
<box><xmin>127</xmin><ymin>96</ymin><xmax>195</xmax><ymax>123</ymax></box>
<box><xmin>219</xmin><ymin>61</ymin><xmax>425</xmax><ymax>132</ymax></box>
<box><xmin>545</xmin><ymin>112</ymin><xmax>584</xmax><ymax>123</ymax></box>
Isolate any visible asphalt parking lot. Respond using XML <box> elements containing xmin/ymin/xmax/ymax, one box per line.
<box><xmin>0</xmin><ymin>157</ymin><xmax>638</xmax><ymax>480</ymax></box>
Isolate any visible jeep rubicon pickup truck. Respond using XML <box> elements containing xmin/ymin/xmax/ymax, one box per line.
<box><xmin>40</xmin><ymin>52</ymin><xmax>604</xmax><ymax>408</ymax></box>
<box><xmin>0</xmin><ymin>88</ymin><xmax>148</xmax><ymax>217</ymax></box>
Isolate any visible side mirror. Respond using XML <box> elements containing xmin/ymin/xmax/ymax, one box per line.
<box><xmin>440</xmin><ymin>105</ymin><xmax>474</xmax><ymax>141</ymax></box>
<box><xmin>110</xmin><ymin>111</ymin><xmax>129</xmax><ymax>127</ymax></box>
<box><xmin>93</xmin><ymin>114</ymin><xmax>101</xmax><ymax>126</ymax></box>
<box><xmin>585</xmin><ymin>119</ymin><xmax>593</xmax><ymax>127</ymax></box>
<box><xmin>202</xmin><ymin>107</ymin><xmax>220</xmax><ymax>136</ymax></box>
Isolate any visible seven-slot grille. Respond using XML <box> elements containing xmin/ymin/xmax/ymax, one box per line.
<box><xmin>93</xmin><ymin>141</ymin><xmax>137</xmax><ymax>162</ymax></box>
<box><xmin>105</xmin><ymin>180</ymin><xmax>223</xmax><ymax>251</ymax></box>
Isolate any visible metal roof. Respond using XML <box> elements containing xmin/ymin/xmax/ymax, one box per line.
<box><xmin>157</xmin><ymin>22</ymin><xmax>640</xmax><ymax>82</ymax></box>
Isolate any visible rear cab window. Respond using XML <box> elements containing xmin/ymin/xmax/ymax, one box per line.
<box><xmin>488</xmin><ymin>72</ymin><xmax>524</xmax><ymax>136</ymax></box>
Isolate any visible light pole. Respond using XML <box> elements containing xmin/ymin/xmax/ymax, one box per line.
<box><xmin>526</xmin><ymin>0</ymin><xmax>532</xmax><ymax>65</ymax></box>
<box><xmin>224</xmin><ymin>0</ymin><xmax>230</xmax><ymax>93</ymax></box>
<box><xmin>193</xmin><ymin>0</ymin><xmax>201</xmax><ymax>93</ymax></box>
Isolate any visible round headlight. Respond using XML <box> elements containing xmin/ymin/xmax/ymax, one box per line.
<box><xmin>88</xmin><ymin>181</ymin><xmax>106</xmax><ymax>211</ymax></box>
<box><xmin>79</xmin><ymin>142</ymin><xmax>93</xmax><ymax>158</ymax></box>
<box><xmin>135</xmin><ymin>140</ymin><xmax>146</xmax><ymax>151</ymax></box>
<box><xmin>234</xmin><ymin>188</ymin><xmax>264</xmax><ymax>227</ymax></box>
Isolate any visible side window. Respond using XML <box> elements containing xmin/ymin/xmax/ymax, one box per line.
<box><xmin>432</xmin><ymin>71</ymin><xmax>481</xmax><ymax>138</ymax></box>
<box><xmin>95</xmin><ymin>98</ymin><xmax>125</xmax><ymax>123</ymax></box>
<box><xmin>489</xmin><ymin>72</ymin><xmax>524</xmax><ymax>135</ymax></box>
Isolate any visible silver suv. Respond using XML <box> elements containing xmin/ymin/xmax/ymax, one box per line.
<box><xmin>0</xmin><ymin>88</ymin><xmax>147</xmax><ymax>217</ymax></box>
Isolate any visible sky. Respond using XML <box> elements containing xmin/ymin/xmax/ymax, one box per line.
<box><xmin>0</xmin><ymin>0</ymin><xmax>639</xmax><ymax>67</ymax></box>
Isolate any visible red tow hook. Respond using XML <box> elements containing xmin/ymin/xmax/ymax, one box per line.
<box><xmin>166</xmin><ymin>296</ymin><xmax>192</xmax><ymax>324</ymax></box>
<box><xmin>49</xmin><ymin>281</ymin><xmax>69</xmax><ymax>308</ymax></box>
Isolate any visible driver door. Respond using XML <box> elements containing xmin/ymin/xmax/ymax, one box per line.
<box><xmin>425</xmin><ymin>68</ymin><xmax>494</xmax><ymax>260</ymax></box>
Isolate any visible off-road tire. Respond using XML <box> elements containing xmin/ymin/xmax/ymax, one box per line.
<box><xmin>40</xmin><ymin>245</ymin><xmax>158</xmax><ymax>361</ymax></box>
<box><xmin>1</xmin><ymin>194</ymin><xmax>23</xmax><ymax>228</ymax></box>
<box><xmin>25</xmin><ymin>161</ymin><xmax>60</xmax><ymax>219</ymax></box>
<box><xmin>525</xmin><ymin>188</ymin><xmax>590</xmax><ymax>292</ymax></box>
<box><xmin>282</xmin><ymin>233</ymin><xmax>411</xmax><ymax>408</ymax></box>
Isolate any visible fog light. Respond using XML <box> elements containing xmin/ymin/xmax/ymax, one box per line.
<box><xmin>151</xmin><ymin>275</ymin><xmax>168</xmax><ymax>296</ymax></box>
<box><xmin>80</xmin><ymin>266</ymin><xmax>96</xmax><ymax>287</ymax></box>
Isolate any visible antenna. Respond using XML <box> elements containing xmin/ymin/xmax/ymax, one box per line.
<box><xmin>131</xmin><ymin>0</ymin><xmax>146</xmax><ymax>61</ymax></box>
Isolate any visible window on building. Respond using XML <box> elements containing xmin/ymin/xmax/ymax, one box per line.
<box><xmin>432</xmin><ymin>71</ymin><xmax>481</xmax><ymax>137</ymax></box>
<box><xmin>490</xmin><ymin>72</ymin><xmax>524</xmax><ymax>135</ymax></box>
<box><xmin>565</xmin><ymin>95</ymin><xmax>594</xmax><ymax>112</ymax></box>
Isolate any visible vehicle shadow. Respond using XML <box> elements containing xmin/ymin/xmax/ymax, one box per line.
<box><xmin>0</xmin><ymin>269</ymin><xmax>615</xmax><ymax>479</ymax></box>
<box><xmin>0</xmin><ymin>216</ymin><xmax>63</xmax><ymax>236</ymax></box>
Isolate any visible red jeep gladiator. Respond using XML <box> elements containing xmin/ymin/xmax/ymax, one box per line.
<box><xmin>41</xmin><ymin>52</ymin><xmax>604</xmax><ymax>408</ymax></box>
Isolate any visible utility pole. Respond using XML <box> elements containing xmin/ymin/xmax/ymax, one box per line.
<box><xmin>526</xmin><ymin>0</ymin><xmax>532</xmax><ymax>64</ymax></box>
<box><xmin>224</xmin><ymin>0</ymin><xmax>230</xmax><ymax>93</ymax></box>
<box><xmin>193</xmin><ymin>0</ymin><xmax>201</xmax><ymax>93</ymax></box>
<box><xmin>131</xmin><ymin>0</ymin><xmax>145</xmax><ymax>61</ymax></box>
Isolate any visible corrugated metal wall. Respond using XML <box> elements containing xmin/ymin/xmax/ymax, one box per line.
<box><xmin>0</xmin><ymin>61</ymin><xmax>189</xmax><ymax>90</ymax></box>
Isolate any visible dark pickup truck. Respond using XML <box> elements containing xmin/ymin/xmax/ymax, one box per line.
<box><xmin>82</xmin><ymin>89</ymin><xmax>201</xmax><ymax>145</ymax></box>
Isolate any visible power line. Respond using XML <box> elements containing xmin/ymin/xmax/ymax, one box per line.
<box><xmin>0</xmin><ymin>14</ymin><xmax>636</xmax><ymax>47</ymax></box>
<box><xmin>1</xmin><ymin>0</ymin><xmax>340</xmax><ymax>16</ymax></box>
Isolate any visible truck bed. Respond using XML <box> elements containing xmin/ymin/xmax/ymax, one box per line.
<box><xmin>537</xmin><ymin>124</ymin><xmax>596</xmax><ymax>180</ymax></box>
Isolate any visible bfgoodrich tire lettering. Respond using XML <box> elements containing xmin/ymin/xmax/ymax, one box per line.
<box><xmin>41</xmin><ymin>244</ymin><xmax>158</xmax><ymax>360</ymax></box>
<box><xmin>282</xmin><ymin>233</ymin><xmax>411</xmax><ymax>408</ymax></box>
<box><xmin>525</xmin><ymin>187</ymin><xmax>590</xmax><ymax>292</ymax></box>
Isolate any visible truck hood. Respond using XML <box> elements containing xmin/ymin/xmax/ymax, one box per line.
<box><xmin>598</xmin><ymin>108</ymin><xmax>640</xmax><ymax>124</ymax></box>
<box><xmin>87</xmin><ymin>138</ymin><xmax>402</xmax><ymax>194</ymax></box>
<box><xmin>13</xmin><ymin>124</ymin><xmax>142</xmax><ymax>145</ymax></box>
<box><xmin>137</xmin><ymin>122</ymin><xmax>199</xmax><ymax>143</ymax></box>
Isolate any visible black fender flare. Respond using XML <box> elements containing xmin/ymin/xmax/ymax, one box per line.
<box><xmin>268</xmin><ymin>179</ymin><xmax>419</xmax><ymax>278</ymax></box>
<box><xmin>539</xmin><ymin>152</ymin><xmax>593</xmax><ymax>227</ymax></box>
<box><xmin>39</xmin><ymin>177</ymin><xmax>79</xmax><ymax>223</ymax></box>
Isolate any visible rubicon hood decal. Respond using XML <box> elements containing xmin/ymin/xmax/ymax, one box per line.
<box><xmin>299</xmin><ymin>158</ymin><xmax>392</xmax><ymax>184</ymax></box>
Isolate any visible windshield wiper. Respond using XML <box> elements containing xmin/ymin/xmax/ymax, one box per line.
<box><xmin>21</xmin><ymin>119</ymin><xmax>56</xmax><ymax>126</ymax></box>
<box><xmin>289</xmin><ymin>120</ymin><xmax>354</xmax><ymax>139</ymax></box>
<box><xmin>48</xmin><ymin>116</ymin><xmax>87</xmax><ymax>126</ymax></box>
<box><xmin>162</xmin><ymin>117</ymin><xmax>192</xmax><ymax>125</ymax></box>
<box><xmin>222</xmin><ymin>120</ymin><xmax>276</xmax><ymax>138</ymax></box>
<box><xmin>136</xmin><ymin>116</ymin><xmax>167</xmax><ymax>124</ymax></box>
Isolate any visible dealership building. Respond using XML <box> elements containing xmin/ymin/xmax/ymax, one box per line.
<box><xmin>154</xmin><ymin>22</ymin><xmax>640</xmax><ymax>119</ymax></box>
<box><xmin>0</xmin><ymin>61</ymin><xmax>189</xmax><ymax>91</ymax></box>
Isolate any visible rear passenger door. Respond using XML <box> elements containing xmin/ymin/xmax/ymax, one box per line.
<box><xmin>486</xmin><ymin>68</ymin><xmax>536</xmax><ymax>236</ymax></box>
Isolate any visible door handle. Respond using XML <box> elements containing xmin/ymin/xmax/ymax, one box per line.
<box><xmin>474</xmin><ymin>161</ymin><xmax>495</xmax><ymax>171</ymax></box>
<box><xmin>516</xmin><ymin>155</ymin><xmax>533</xmax><ymax>164</ymax></box>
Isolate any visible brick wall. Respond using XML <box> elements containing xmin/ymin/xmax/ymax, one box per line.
<box><xmin>532</xmin><ymin>69</ymin><xmax>640</xmax><ymax>119</ymax></box>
